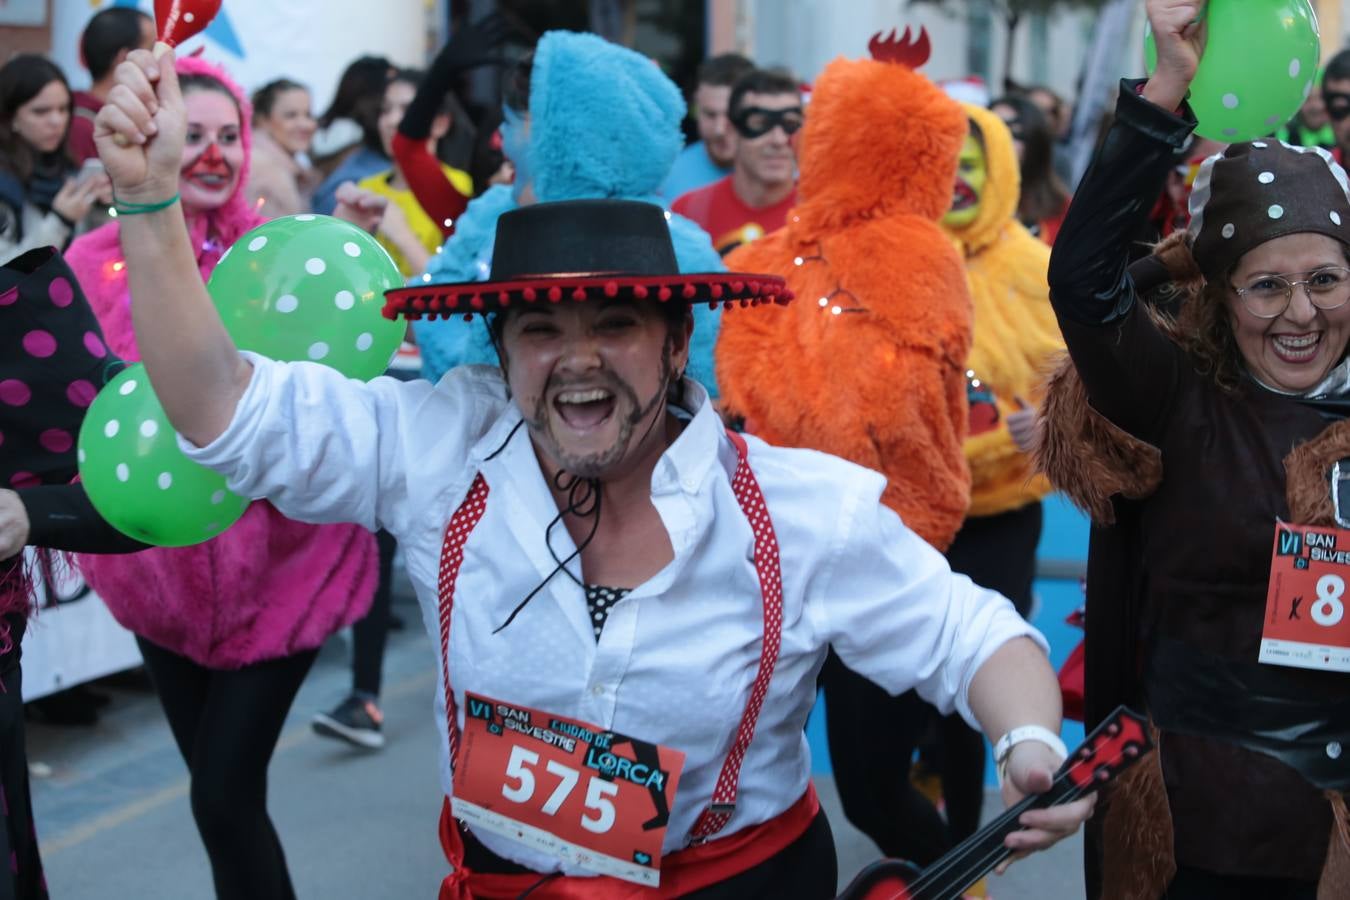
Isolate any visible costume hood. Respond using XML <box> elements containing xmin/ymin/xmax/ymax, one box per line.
<box><xmin>174</xmin><ymin>54</ymin><xmax>256</xmax><ymax>220</ymax></box>
<box><xmin>65</xmin><ymin>54</ymin><xmax>266</xmax><ymax>361</ymax></box>
<box><xmin>412</xmin><ymin>31</ymin><xmax>724</xmax><ymax>392</ymax></box>
<box><xmin>793</xmin><ymin>55</ymin><xmax>967</xmax><ymax>232</ymax></box>
<box><xmin>61</xmin><ymin>58</ymin><xmax>377</xmax><ymax>664</ymax></box>
<box><xmin>528</xmin><ymin>31</ymin><xmax>685</xmax><ymax>202</ymax></box>
<box><xmin>947</xmin><ymin>104</ymin><xmax>1021</xmax><ymax>255</ymax></box>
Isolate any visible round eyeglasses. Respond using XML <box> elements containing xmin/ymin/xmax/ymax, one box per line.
<box><xmin>1231</xmin><ymin>267</ymin><xmax>1350</xmax><ymax>319</ymax></box>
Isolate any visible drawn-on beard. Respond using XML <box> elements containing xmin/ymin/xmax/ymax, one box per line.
<box><xmin>523</xmin><ymin>344</ymin><xmax>673</xmax><ymax>480</ymax></box>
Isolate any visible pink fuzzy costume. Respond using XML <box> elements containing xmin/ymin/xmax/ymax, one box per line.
<box><xmin>65</xmin><ymin>56</ymin><xmax>377</xmax><ymax>668</ymax></box>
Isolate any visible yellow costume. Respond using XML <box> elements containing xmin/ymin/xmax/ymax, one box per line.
<box><xmin>944</xmin><ymin>105</ymin><xmax>1064</xmax><ymax>518</ymax></box>
<box><xmin>358</xmin><ymin>164</ymin><xmax>473</xmax><ymax>278</ymax></box>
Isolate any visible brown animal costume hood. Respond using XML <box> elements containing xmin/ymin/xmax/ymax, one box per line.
<box><xmin>716</xmin><ymin>32</ymin><xmax>974</xmax><ymax>550</ymax></box>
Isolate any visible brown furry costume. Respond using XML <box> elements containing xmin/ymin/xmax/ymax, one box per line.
<box><xmin>1036</xmin><ymin>353</ymin><xmax>1350</xmax><ymax>898</ymax></box>
<box><xmin>715</xmin><ymin>45</ymin><xmax>972</xmax><ymax>550</ymax></box>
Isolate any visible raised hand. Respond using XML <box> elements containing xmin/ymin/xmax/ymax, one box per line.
<box><xmin>93</xmin><ymin>45</ymin><xmax>186</xmax><ymax>205</ymax></box>
<box><xmin>439</xmin><ymin>13</ymin><xmax>513</xmax><ymax>72</ymax></box>
<box><xmin>1145</xmin><ymin>0</ymin><xmax>1207</xmax><ymax>111</ymax></box>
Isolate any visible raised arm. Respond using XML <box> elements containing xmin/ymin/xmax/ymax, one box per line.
<box><xmin>394</xmin><ymin>16</ymin><xmax>508</xmax><ymax>236</ymax></box>
<box><xmin>93</xmin><ymin>46</ymin><xmax>252</xmax><ymax>447</ymax></box>
<box><xmin>1046</xmin><ymin>1</ymin><xmax>1203</xmax><ymax>440</ymax></box>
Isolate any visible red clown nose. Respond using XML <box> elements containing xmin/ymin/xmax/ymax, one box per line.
<box><xmin>154</xmin><ymin>0</ymin><xmax>223</xmax><ymax>48</ymax></box>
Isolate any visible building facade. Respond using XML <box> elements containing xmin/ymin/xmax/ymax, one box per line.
<box><xmin>712</xmin><ymin>0</ymin><xmax>1349</xmax><ymax>104</ymax></box>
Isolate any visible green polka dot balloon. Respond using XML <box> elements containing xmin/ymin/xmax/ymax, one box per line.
<box><xmin>77</xmin><ymin>364</ymin><xmax>248</xmax><ymax>547</ymax></box>
<box><xmin>1145</xmin><ymin>0</ymin><xmax>1322</xmax><ymax>143</ymax></box>
<box><xmin>207</xmin><ymin>215</ymin><xmax>404</xmax><ymax>381</ymax></box>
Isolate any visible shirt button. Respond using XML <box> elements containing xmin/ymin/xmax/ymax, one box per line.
<box><xmin>591</xmin><ymin>684</ymin><xmax>605</xmax><ymax>697</ymax></box>
<box><xmin>1328</xmin><ymin>741</ymin><xmax>1343</xmax><ymax>760</ymax></box>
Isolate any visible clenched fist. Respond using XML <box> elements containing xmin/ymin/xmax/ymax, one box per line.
<box><xmin>93</xmin><ymin>44</ymin><xmax>186</xmax><ymax>206</ymax></box>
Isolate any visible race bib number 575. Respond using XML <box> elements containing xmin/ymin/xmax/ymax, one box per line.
<box><xmin>1261</xmin><ymin>523</ymin><xmax>1350</xmax><ymax>672</ymax></box>
<box><xmin>451</xmin><ymin>692</ymin><xmax>686</xmax><ymax>887</ymax></box>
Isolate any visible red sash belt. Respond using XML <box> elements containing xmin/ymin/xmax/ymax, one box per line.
<box><xmin>437</xmin><ymin>783</ymin><xmax>819</xmax><ymax>900</ymax></box>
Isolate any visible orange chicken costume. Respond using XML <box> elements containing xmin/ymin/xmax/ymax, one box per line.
<box><xmin>715</xmin><ymin>31</ymin><xmax>979</xmax><ymax>866</ymax></box>
<box><xmin>716</xmin><ymin>32</ymin><xmax>973</xmax><ymax>551</ymax></box>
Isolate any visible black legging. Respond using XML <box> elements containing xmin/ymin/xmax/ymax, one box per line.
<box><xmin>822</xmin><ymin>501</ymin><xmax>1042</xmax><ymax>863</ymax></box>
<box><xmin>137</xmin><ymin>637</ymin><xmax>318</xmax><ymax>900</ymax></box>
<box><xmin>820</xmin><ymin>658</ymin><xmax>952</xmax><ymax>865</ymax></box>
<box><xmin>351</xmin><ymin>528</ymin><xmax>397</xmax><ymax>698</ymax></box>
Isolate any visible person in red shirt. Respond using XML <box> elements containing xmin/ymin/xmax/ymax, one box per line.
<box><xmin>68</xmin><ymin>7</ymin><xmax>154</xmax><ymax>163</ymax></box>
<box><xmin>672</xmin><ymin>69</ymin><xmax>801</xmax><ymax>256</ymax></box>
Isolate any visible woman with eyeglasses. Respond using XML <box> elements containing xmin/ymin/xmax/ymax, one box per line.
<box><xmin>1042</xmin><ymin>1</ymin><xmax>1350</xmax><ymax>897</ymax></box>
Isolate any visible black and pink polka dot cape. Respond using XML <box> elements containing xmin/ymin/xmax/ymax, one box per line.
<box><xmin>1</xmin><ymin>247</ymin><xmax>118</xmax><ymax>491</ymax></box>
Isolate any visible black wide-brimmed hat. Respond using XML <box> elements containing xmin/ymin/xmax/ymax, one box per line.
<box><xmin>382</xmin><ymin>199</ymin><xmax>794</xmax><ymax>320</ymax></box>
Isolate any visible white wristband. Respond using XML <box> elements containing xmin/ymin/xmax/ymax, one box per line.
<box><xmin>994</xmin><ymin>725</ymin><xmax>1068</xmax><ymax>788</ymax></box>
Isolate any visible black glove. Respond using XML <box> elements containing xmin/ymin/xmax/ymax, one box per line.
<box><xmin>399</xmin><ymin>14</ymin><xmax>513</xmax><ymax>142</ymax></box>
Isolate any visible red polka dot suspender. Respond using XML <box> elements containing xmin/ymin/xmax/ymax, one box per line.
<box><xmin>436</xmin><ymin>473</ymin><xmax>489</xmax><ymax>769</ymax></box>
<box><xmin>687</xmin><ymin>431</ymin><xmax>785</xmax><ymax>841</ymax></box>
<box><xmin>434</xmin><ymin>430</ymin><xmax>785</xmax><ymax>845</ymax></box>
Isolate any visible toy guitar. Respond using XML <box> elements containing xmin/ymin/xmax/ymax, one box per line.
<box><xmin>836</xmin><ymin>706</ymin><xmax>1153</xmax><ymax>900</ymax></box>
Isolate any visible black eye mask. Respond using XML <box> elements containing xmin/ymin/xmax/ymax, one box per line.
<box><xmin>1325</xmin><ymin>91</ymin><xmax>1350</xmax><ymax>122</ymax></box>
<box><xmin>731</xmin><ymin>106</ymin><xmax>805</xmax><ymax>139</ymax></box>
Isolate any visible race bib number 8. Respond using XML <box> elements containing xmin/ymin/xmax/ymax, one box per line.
<box><xmin>1261</xmin><ymin>523</ymin><xmax>1350</xmax><ymax>672</ymax></box>
<box><xmin>451</xmin><ymin>692</ymin><xmax>686</xmax><ymax>887</ymax></box>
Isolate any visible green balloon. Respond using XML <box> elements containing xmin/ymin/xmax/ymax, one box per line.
<box><xmin>207</xmin><ymin>215</ymin><xmax>405</xmax><ymax>381</ymax></box>
<box><xmin>1144</xmin><ymin>0</ymin><xmax>1321</xmax><ymax>143</ymax></box>
<box><xmin>77</xmin><ymin>364</ymin><xmax>248</xmax><ymax>547</ymax></box>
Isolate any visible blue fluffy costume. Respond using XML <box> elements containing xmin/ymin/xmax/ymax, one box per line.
<box><xmin>412</xmin><ymin>31</ymin><xmax>724</xmax><ymax>392</ymax></box>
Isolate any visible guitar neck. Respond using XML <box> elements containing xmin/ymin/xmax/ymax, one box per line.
<box><xmin>906</xmin><ymin>776</ymin><xmax>1082</xmax><ymax>900</ymax></box>
<box><xmin>835</xmin><ymin>708</ymin><xmax>1153</xmax><ymax>900</ymax></box>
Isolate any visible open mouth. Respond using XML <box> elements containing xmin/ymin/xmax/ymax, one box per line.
<box><xmin>186</xmin><ymin>171</ymin><xmax>231</xmax><ymax>189</ymax></box>
<box><xmin>1270</xmin><ymin>332</ymin><xmax>1322</xmax><ymax>364</ymax></box>
<box><xmin>553</xmin><ymin>388</ymin><xmax>617</xmax><ymax>432</ymax></box>
<box><xmin>951</xmin><ymin>179</ymin><xmax>977</xmax><ymax>211</ymax></box>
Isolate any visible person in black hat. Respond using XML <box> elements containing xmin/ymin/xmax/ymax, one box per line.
<box><xmin>91</xmin><ymin>44</ymin><xmax>1091</xmax><ymax>896</ymax></box>
<box><xmin>1038</xmin><ymin>0</ymin><xmax>1350</xmax><ymax>896</ymax></box>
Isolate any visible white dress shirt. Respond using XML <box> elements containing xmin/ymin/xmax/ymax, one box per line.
<box><xmin>183</xmin><ymin>354</ymin><xmax>1046</xmax><ymax>874</ymax></box>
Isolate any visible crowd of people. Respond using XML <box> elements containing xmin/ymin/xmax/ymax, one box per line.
<box><xmin>0</xmin><ymin>0</ymin><xmax>1346</xmax><ymax>897</ymax></box>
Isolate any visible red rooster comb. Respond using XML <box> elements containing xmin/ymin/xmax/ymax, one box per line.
<box><xmin>868</xmin><ymin>26</ymin><xmax>932</xmax><ymax>69</ymax></box>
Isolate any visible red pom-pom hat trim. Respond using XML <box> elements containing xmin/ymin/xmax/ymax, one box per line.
<box><xmin>383</xmin><ymin>272</ymin><xmax>793</xmax><ymax>321</ymax></box>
